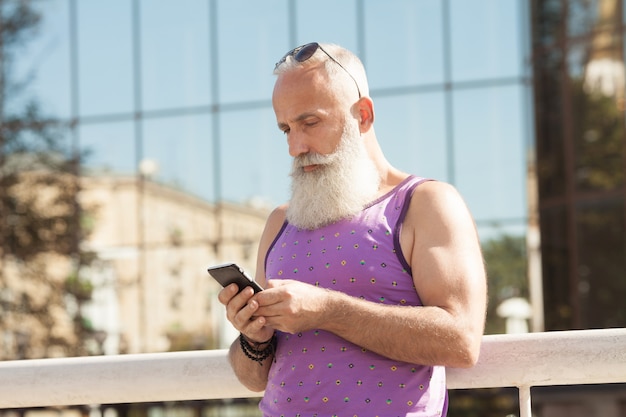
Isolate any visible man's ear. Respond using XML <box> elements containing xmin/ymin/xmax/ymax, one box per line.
<box><xmin>356</xmin><ymin>97</ymin><xmax>374</xmax><ymax>133</ymax></box>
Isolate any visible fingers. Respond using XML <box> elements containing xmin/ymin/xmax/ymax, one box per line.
<box><xmin>220</xmin><ymin>285</ymin><xmax>256</xmax><ymax>322</ymax></box>
<box><xmin>218</xmin><ymin>284</ymin><xmax>274</xmax><ymax>341</ymax></box>
<box><xmin>217</xmin><ymin>283</ymin><xmax>240</xmax><ymax>306</ymax></box>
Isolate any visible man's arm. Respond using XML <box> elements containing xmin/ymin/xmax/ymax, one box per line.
<box><xmin>218</xmin><ymin>206</ymin><xmax>287</xmax><ymax>391</ymax></box>
<box><xmin>255</xmin><ymin>181</ymin><xmax>487</xmax><ymax>368</ymax></box>
<box><xmin>403</xmin><ymin>180</ymin><xmax>487</xmax><ymax>366</ymax></box>
<box><xmin>226</xmin><ymin>327</ymin><xmax>274</xmax><ymax>392</ymax></box>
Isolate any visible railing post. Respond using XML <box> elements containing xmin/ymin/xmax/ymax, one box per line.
<box><xmin>519</xmin><ymin>385</ymin><xmax>532</xmax><ymax>417</ymax></box>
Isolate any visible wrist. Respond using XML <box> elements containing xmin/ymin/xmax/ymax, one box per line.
<box><xmin>241</xmin><ymin>332</ymin><xmax>275</xmax><ymax>347</ymax></box>
<box><xmin>239</xmin><ymin>332</ymin><xmax>277</xmax><ymax>366</ymax></box>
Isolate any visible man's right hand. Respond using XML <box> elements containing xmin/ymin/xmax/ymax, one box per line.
<box><xmin>218</xmin><ymin>283</ymin><xmax>275</xmax><ymax>343</ymax></box>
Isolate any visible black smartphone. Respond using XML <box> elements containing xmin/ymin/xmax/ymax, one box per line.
<box><xmin>207</xmin><ymin>262</ymin><xmax>264</xmax><ymax>293</ymax></box>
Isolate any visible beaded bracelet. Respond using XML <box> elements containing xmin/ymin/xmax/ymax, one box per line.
<box><xmin>239</xmin><ymin>333</ymin><xmax>277</xmax><ymax>366</ymax></box>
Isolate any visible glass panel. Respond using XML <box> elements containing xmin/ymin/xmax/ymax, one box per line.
<box><xmin>217</xmin><ymin>0</ymin><xmax>289</xmax><ymax>104</ymax></box>
<box><xmin>568</xmin><ymin>0</ymin><xmax>620</xmax><ymax>38</ymax></box>
<box><xmin>9</xmin><ymin>0</ymin><xmax>71</xmax><ymax>119</ymax></box>
<box><xmin>295</xmin><ymin>1</ymin><xmax>359</xmax><ymax>53</ymax></box>
<box><xmin>79</xmin><ymin>121</ymin><xmax>135</xmax><ymax>176</ymax></box>
<box><xmin>568</xmin><ymin>37</ymin><xmax>625</xmax><ymax>192</ymax></box>
<box><xmin>449</xmin><ymin>0</ymin><xmax>522</xmax><ymax>82</ymax></box>
<box><xmin>453</xmin><ymin>85</ymin><xmax>527</xmax><ymax>223</ymax></box>
<box><xmin>534</xmin><ymin>35</ymin><xmax>566</xmax><ymax>200</ymax></box>
<box><xmin>478</xmin><ymin>224</ymin><xmax>529</xmax><ymax>335</ymax></box>
<box><xmin>476</xmin><ymin>222</ymin><xmax>527</xmax><ymax>244</ymax></box>
<box><xmin>533</xmin><ymin>0</ymin><xmax>564</xmax><ymax>48</ymax></box>
<box><xmin>576</xmin><ymin>198</ymin><xmax>626</xmax><ymax>328</ymax></box>
<box><xmin>219</xmin><ymin>108</ymin><xmax>291</xmax><ymax>207</ymax></box>
<box><xmin>539</xmin><ymin>205</ymin><xmax>571</xmax><ymax>330</ymax></box>
<box><xmin>142</xmin><ymin>114</ymin><xmax>214</xmax><ymax>202</ymax></box>
<box><xmin>139</xmin><ymin>0</ymin><xmax>211</xmax><ymax>111</ymax></box>
<box><xmin>373</xmin><ymin>92</ymin><xmax>449</xmax><ymax>182</ymax></box>
<box><xmin>364</xmin><ymin>0</ymin><xmax>445</xmax><ymax>88</ymax></box>
<box><xmin>77</xmin><ymin>0</ymin><xmax>134</xmax><ymax>116</ymax></box>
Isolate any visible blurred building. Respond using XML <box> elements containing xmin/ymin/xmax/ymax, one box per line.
<box><xmin>79</xmin><ymin>174</ymin><xmax>269</xmax><ymax>354</ymax></box>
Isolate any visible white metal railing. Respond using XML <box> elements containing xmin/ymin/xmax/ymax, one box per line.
<box><xmin>0</xmin><ymin>328</ymin><xmax>625</xmax><ymax>417</ymax></box>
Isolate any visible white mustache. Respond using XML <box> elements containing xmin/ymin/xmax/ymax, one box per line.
<box><xmin>293</xmin><ymin>152</ymin><xmax>338</xmax><ymax>168</ymax></box>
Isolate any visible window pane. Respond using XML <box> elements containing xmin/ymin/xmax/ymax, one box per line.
<box><xmin>576</xmin><ymin>198</ymin><xmax>626</xmax><ymax>328</ymax></box>
<box><xmin>9</xmin><ymin>0</ymin><xmax>71</xmax><ymax>119</ymax></box>
<box><xmin>450</xmin><ymin>0</ymin><xmax>522</xmax><ymax>81</ymax></box>
<box><xmin>364</xmin><ymin>0</ymin><xmax>445</xmax><ymax>88</ymax></box>
<box><xmin>140</xmin><ymin>0</ymin><xmax>211</xmax><ymax>111</ymax></box>
<box><xmin>295</xmin><ymin>1</ymin><xmax>358</xmax><ymax>52</ymax></box>
<box><xmin>219</xmin><ymin>108</ymin><xmax>291</xmax><ymax>207</ymax></box>
<box><xmin>373</xmin><ymin>92</ymin><xmax>449</xmax><ymax>182</ymax></box>
<box><xmin>539</xmin><ymin>205</ymin><xmax>571</xmax><ymax>330</ymax></box>
<box><xmin>568</xmin><ymin>38</ymin><xmax>625</xmax><ymax>192</ymax></box>
<box><xmin>453</xmin><ymin>85</ymin><xmax>527</xmax><ymax>222</ymax></box>
<box><xmin>568</xmin><ymin>0</ymin><xmax>620</xmax><ymax>38</ymax></box>
<box><xmin>80</xmin><ymin>121</ymin><xmax>135</xmax><ymax>175</ymax></box>
<box><xmin>142</xmin><ymin>114</ymin><xmax>214</xmax><ymax>202</ymax></box>
<box><xmin>477</xmin><ymin>222</ymin><xmax>527</xmax><ymax>244</ymax></box>
<box><xmin>77</xmin><ymin>0</ymin><xmax>134</xmax><ymax>116</ymax></box>
<box><xmin>217</xmin><ymin>0</ymin><xmax>288</xmax><ymax>104</ymax></box>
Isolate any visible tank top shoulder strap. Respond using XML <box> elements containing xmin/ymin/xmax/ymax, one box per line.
<box><xmin>390</xmin><ymin>175</ymin><xmax>434</xmax><ymax>275</ymax></box>
<box><xmin>399</xmin><ymin>175</ymin><xmax>432</xmax><ymax>196</ymax></box>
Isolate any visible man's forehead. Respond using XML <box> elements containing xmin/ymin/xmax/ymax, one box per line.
<box><xmin>273</xmin><ymin>75</ymin><xmax>337</xmax><ymax>120</ymax></box>
<box><xmin>275</xmin><ymin>64</ymin><xmax>331</xmax><ymax>94</ymax></box>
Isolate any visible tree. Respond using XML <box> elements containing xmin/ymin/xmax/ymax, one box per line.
<box><xmin>0</xmin><ymin>0</ymin><xmax>97</xmax><ymax>359</ymax></box>
<box><xmin>482</xmin><ymin>234</ymin><xmax>529</xmax><ymax>335</ymax></box>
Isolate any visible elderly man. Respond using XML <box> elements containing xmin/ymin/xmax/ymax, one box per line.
<box><xmin>219</xmin><ymin>42</ymin><xmax>487</xmax><ymax>416</ymax></box>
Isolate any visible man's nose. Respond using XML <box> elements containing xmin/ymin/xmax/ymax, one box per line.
<box><xmin>287</xmin><ymin>132</ymin><xmax>310</xmax><ymax>157</ymax></box>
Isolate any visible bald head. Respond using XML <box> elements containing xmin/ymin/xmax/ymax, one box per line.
<box><xmin>273</xmin><ymin>43</ymin><xmax>369</xmax><ymax>101</ymax></box>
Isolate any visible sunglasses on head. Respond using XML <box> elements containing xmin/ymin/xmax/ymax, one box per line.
<box><xmin>274</xmin><ymin>42</ymin><xmax>362</xmax><ymax>98</ymax></box>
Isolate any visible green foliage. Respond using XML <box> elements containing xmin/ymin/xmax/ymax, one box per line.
<box><xmin>65</xmin><ymin>273</ymin><xmax>94</xmax><ymax>302</ymax></box>
<box><xmin>481</xmin><ymin>234</ymin><xmax>529</xmax><ymax>335</ymax></box>
<box><xmin>572</xmin><ymin>78</ymin><xmax>625</xmax><ymax>191</ymax></box>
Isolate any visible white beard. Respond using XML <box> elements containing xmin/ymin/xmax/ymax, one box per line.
<box><xmin>286</xmin><ymin>120</ymin><xmax>381</xmax><ymax>230</ymax></box>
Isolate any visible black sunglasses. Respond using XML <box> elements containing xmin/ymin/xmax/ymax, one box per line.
<box><xmin>274</xmin><ymin>42</ymin><xmax>362</xmax><ymax>98</ymax></box>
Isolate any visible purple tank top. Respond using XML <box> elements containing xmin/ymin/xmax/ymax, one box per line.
<box><xmin>259</xmin><ymin>176</ymin><xmax>448</xmax><ymax>417</ymax></box>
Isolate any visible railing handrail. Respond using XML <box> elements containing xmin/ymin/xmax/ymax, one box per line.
<box><xmin>0</xmin><ymin>328</ymin><xmax>625</xmax><ymax>409</ymax></box>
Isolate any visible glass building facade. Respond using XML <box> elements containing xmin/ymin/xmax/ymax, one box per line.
<box><xmin>8</xmin><ymin>0</ymin><xmax>544</xmax><ymax>342</ymax></box>
<box><xmin>3</xmin><ymin>0</ymin><xmax>626</xmax><ymax>415</ymax></box>
<box><xmin>9</xmin><ymin>0</ymin><xmax>626</xmax><ymax>333</ymax></box>
<box><xmin>17</xmin><ymin>0</ymin><xmax>532</xmax><ymax>238</ymax></box>
<box><xmin>533</xmin><ymin>0</ymin><xmax>626</xmax><ymax>331</ymax></box>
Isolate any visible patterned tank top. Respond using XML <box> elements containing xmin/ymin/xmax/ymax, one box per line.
<box><xmin>259</xmin><ymin>176</ymin><xmax>448</xmax><ymax>417</ymax></box>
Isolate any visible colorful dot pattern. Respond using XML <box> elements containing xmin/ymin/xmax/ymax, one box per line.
<box><xmin>260</xmin><ymin>176</ymin><xmax>448</xmax><ymax>416</ymax></box>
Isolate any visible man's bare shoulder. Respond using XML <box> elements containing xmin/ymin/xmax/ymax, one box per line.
<box><xmin>256</xmin><ymin>204</ymin><xmax>288</xmax><ymax>283</ymax></box>
<box><xmin>407</xmin><ymin>180</ymin><xmax>475</xmax><ymax>232</ymax></box>
<box><xmin>412</xmin><ymin>179</ymin><xmax>463</xmax><ymax>203</ymax></box>
<box><xmin>266</xmin><ymin>204</ymin><xmax>288</xmax><ymax>229</ymax></box>
<box><xmin>259</xmin><ymin>204</ymin><xmax>288</xmax><ymax>246</ymax></box>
